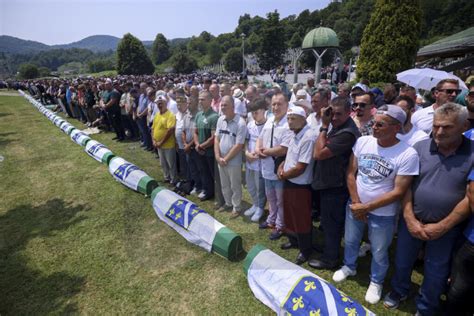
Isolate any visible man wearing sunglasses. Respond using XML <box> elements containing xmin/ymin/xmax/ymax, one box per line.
<box><xmin>351</xmin><ymin>93</ymin><xmax>375</xmax><ymax>136</ymax></box>
<box><xmin>411</xmin><ymin>78</ymin><xmax>461</xmax><ymax>134</ymax></box>
<box><xmin>332</xmin><ymin>105</ymin><xmax>419</xmax><ymax>305</ymax></box>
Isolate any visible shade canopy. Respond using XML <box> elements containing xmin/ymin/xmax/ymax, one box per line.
<box><xmin>302</xmin><ymin>26</ymin><xmax>340</xmax><ymax>50</ymax></box>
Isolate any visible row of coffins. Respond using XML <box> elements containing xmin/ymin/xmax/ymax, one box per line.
<box><xmin>19</xmin><ymin>90</ymin><xmax>374</xmax><ymax>315</ymax></box>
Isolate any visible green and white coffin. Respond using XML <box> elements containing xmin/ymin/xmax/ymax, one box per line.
<box><xmin>108</xmin><ymin>157</ymin><xmax>158</xmax><ymax>195</ymax></box>
<box><xmin>85</xmin><ymin>140</ymin><xmax>115</xmax><ymax>164</ymax></box>
<box><xmin>60</xmin><ymin>122</ymin><xmax>75</xmax><ymax>135</ymax></box>
<box><xmin>243</xmin><ymin>245</ymin><xmax>375</xmax><ymax>316</ymax></box>
<box><xmin>70</xmin><ymin>129</ymin><xmax>91</xmax><ymax>146</ymax></box>
<box><xmin>53</xmin><ymin>116</ymin><xmax>66</xmax><ymax>128</ymax></box>
<box><xmin>151</xmin><ymin>187</ymin><xmax>243</xmax><ymax>260</ymax></box>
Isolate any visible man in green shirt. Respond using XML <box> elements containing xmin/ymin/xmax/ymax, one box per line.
<box><xmin>101</xmin><ymin>79</ymin><xmax>125</xmax><ymax>141</ymax></box>
<box><xmin>194</xmin><ymin>90</ymin><xmax>223</xmax><ymax>204</ymax></box>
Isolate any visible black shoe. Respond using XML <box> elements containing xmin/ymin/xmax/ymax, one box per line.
<box><xmin>269</xmin><ymin>229</ymin><xmax>283</xmax><ymax>241</ymax></box>
<box><xmin>295</xmin><ymin>253</ymin><xmax>308</xmax><ymax>265</ymax></box>
<box><xmin>199</xmin><ymin>194</ymin><xmax>214</xmax><ymax>201</ymax></box>
<box><xmin>281</xmin><ymin>242</ymin><xmax>298</xmax><ymax>250</ymax></box>
<box><xmin>308</xmin><ymin>258</ymin><xmax>338</xmax><ymax>270</ymax></box>
<box><xmin>258</xmin><ymin>221</ymin><xmax>275</xmax><ymax>230</ymax></box>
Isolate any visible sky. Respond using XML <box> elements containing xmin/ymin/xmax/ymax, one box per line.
<box><xmin>0</xmin><ymin>0</ymin><xmax>331</xmax><ymax>45</ymax></box>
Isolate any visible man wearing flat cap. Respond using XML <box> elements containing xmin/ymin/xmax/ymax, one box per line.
<box><xmin>333</xmin><ymin>104</ymin><xmax>419</xmax><ymax>305</ymax></box>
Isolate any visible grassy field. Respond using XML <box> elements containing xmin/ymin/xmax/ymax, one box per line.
<box><xmin>0</xmin><ymin>93</ymin><xmax>423</xmax><ymax>315</ymax></box>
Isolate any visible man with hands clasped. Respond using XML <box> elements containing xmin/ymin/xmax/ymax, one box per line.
<box><xmin>384</xmin><ymin>103</ymin><xmax>473</xmax><ymax>315</ymax></box>
<box><xmin>331</xmin><ymin>104</ymin><xmax>419</xmax><ymax>305</ymax></box>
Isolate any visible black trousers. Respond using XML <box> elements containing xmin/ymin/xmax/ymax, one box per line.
<box><xmin>107</xmin><ymin>110</ymin><xmax>125</xmax><ymax>140</ymax></box>
<box><xmin>446</xmin><ymin>238</ymin><xmax>474</xmax><ymax>315</ymax></box>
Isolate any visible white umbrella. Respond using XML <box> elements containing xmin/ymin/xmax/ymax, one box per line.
<box><xmin>396</xmin><ymin>68</ymin><xmax>468</xmax><ymax>91</ymax></box>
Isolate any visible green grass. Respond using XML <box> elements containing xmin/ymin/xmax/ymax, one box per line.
<box><xmin>0</xmin><ymin>95</ymin><xmax>423</xmax><ymax>314</ymax></box>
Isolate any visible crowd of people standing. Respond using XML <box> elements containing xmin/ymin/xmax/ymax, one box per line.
<box><xmin>23</xmin><ymin>73</ymin><xmax>474</xmax><ymax>315</ymax></box>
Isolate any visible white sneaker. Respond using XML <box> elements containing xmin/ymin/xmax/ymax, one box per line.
<box><xmin>244</xmin><ymin>206</ymin><xmax>256</xmax><ymax>217</ymax></box>
<box><xmin>190</xmin><ymin>187</ymin><xmax>198</xmax><ymax>195</ymax></box>
<box><xmin>198</xmin><ymin>191</ymin><xmax>206</xmax><ymax>199</ymax></box>
<box><xmin>251</xmin><ymin>207</ymin><xmax>264</xmax><ymax>222</ymax></box>
<box><xmin>365</xmin><ymin>282</ymin><xmax>383</xmax><ymax>304</ymax></box>
<box><xmin>358</xmin><ymin>242</ymin><xmax>371</xmax><ymax>257</ymax></box>
<box><xmin>332</xmin><ymin>265</ymin><xmax>356</xmax><ymax>283</ymax></box>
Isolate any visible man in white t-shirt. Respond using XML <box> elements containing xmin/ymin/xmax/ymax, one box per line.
<box><xmin>256</xmin><ymin>92</ymin><xmax>292</xmax><ymax>240</ymax></box>
<box><xmin>395</xmin><ymin>95</ymin><xmax>429</xmax><ymax>146</ymax></box>
<box><xmin>411</xmin><ymin>78</ymin><xmax>461</xmax><ymax>134</ymax></box>
<box><xmin>243</xmin><ymin>98</ymin><xmax>267</xmax><ymax>222</ymax></box>
<box><xmin>332</xmin><ymin>104</ymin><xmax>419</xmax><ymax>305</ymax></box>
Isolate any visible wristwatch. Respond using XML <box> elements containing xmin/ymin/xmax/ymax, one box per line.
<box><xmin>319</xmin><ymin>127</ymin><xmax>329</xmax><ymax>133</ymax></box>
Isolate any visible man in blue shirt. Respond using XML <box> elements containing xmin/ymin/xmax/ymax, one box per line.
<box><xmin>384</xmin><ymin>103</ymin><xmax>473</xmax><ymax>315</ymax></box>
<box><xmin>445</xmin><ymin>125</ymin><xmax>474</xmax><ymax>315</ymax></box>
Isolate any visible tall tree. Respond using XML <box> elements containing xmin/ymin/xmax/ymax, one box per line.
<box><xmin>116</xmin><ymin>33</ymin><xmax>154</xmax><ymax>75</ymax></box>
<box><xmin>207</xmin><ymin>40</ymin><xmax>223</xmax><ymax>65</ymax></box>
<box><xmin>223</xmin><ymin>47</ymin><xmax>243</xmax><ymax>73</ymax></box>
<box><xmin>151</xmin><ymin>33</ymin><xmax>170</xmax><ymax>65</ymax></box>
<box><xmin>357</xmin><ymin>0</ymin><xmax>422</xmax><ymax>83</ymax></box>
<box><xmin>170</xmin><ymin>50</ymin><xmax>197</xmax><ymax>73</ymax></box>
<box><xmin>18</xmin><ymin>63</ymin><xmax>39</xmax><ymax>79</ymax></box>
<box><xmin>257</xmin><ymin>11</ymin><xmax>286</xmax><ymax>70</ymax></box>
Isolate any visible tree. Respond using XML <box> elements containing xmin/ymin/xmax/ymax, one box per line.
<box><xmin>288</xmin><ymin>32</ymin><xmax>303</xmax><ymax>49</ymax></box>
<box><xmin>151</xmin><ymin>33</ymin><xmax>170</xmax><ymax>65</ymax></box>
<box><xmin>256</xmin><ymin>11</ymin><xmax>286</xmax><ymax>70</ymax></box>
<box><xmin>18</xmin><ymin>63</ymin><xmax>39</xmax><ymax>79</ymax></box>
<box><xmin>357</xmin><ymin>0</ymin><xmax>422</xmax><ymax>83</ymax></box>
<box><xmin>116</xmin><ymin>33</ymin><xmax>154</xmax><ymax>75</ymax></box>
<box><xmin>223</xmin><ymin>47</ymin><xmax>243</xmax><ymax>73</ymax></box>
<box><xmin>38</xmin><ymin>66</ymin><xmax>51</xmax><ymax>77</ymax></box>
<box><xmin>207</xmin><ymin>40</ymin><xmax>223</xmax><ymax>65</ymax></box>
<box><xmin>170</xmin><ymin>51</ymin><xmax>197</xmax><ymax>73</ymax></box>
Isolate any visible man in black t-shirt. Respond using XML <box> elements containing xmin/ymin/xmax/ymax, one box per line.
<box><xmin>309</xmin><ymin>97</ymin><xmax>361</xmax><ymax>270</ymax></box>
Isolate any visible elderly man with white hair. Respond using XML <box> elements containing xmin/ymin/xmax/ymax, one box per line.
<box><xmin>384</xmin><ymin>103</ymin><xmax>473</xmax><ymax>315</ymax></box>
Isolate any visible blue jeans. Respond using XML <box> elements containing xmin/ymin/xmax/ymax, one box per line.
<box><xmin>343</xmin><ymin>206</ymin><xmax>396</xmax><ymax>284</ymax></box>
<box><xmin>320</xmin><ymin>187</ymin><xmax>349</xmax><ymax>262</ymax></box>
<box><xmin>391</xmin><ymin>218</ymin><xmax>462</xmax><ymax>315</ymax></box>
<box><xmin>264</xmin><ymin>178</ymin><xmax>284</xmax><ymax>230</ymax></box>
<box><xmin>137</xmin><ymin>116</ymin><xmax>152</xmax><ymax>149</ymax></box>
<box><xmin>245</xmin><ymin>168</ymin><xmax>266</xmax><ymax>209</ymax></box>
